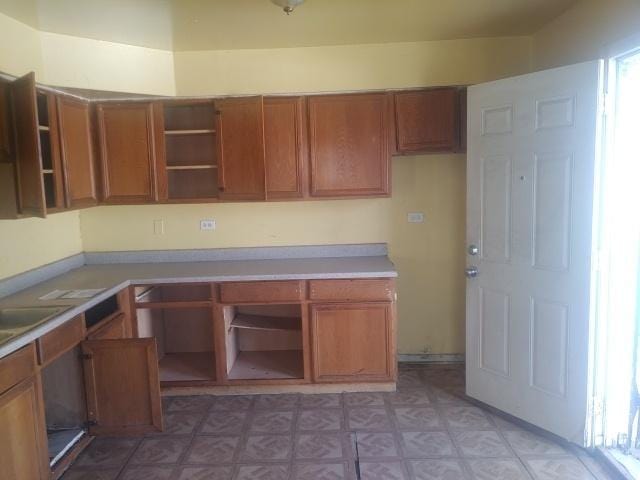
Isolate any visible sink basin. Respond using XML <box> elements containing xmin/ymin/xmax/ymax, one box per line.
<box><xmin>0</xmin><ymin>306</ymin><xmax>68</xmax><ymax>332</ymax></box>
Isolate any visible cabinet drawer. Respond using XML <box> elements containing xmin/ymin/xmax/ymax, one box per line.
<box><xmin>87</xmin><ymin>312</ymin><xmax>127</xmax><ymax>340</ymax></box>
<box><xmin>0</xmin><ymin>343</ymin><xmax>36</xmax><ymax>394</ymax></box>
<box><xmin>219</xmin><ymin>281</ymin><xmax>304</xmax><ymax>304</ymax></box>
<box><xmin>37</xmin><ymin>316</ymin><xmax>85</xmax><ymax>366</ymax></box>
<box><xmin>309</xmin><ymin>279</ymin><xmax>394</xmax><ymax>302</ymax></box>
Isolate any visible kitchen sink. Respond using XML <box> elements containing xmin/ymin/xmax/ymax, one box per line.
<box><xmin>0</xmin><ymin>306</ymin><xmax>69</xmax><ymax>345</ymax></box>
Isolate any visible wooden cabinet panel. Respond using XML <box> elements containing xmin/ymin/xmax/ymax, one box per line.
<box><xmin>97</xmin><ymin>103</ymin><xmax>159</xmax><ymax>203</ymax></box>
<box><xmin>0</xmin><ymin>376</ymin><xmax>49</xmax><ymax>480</ymax></box>
<box><xmin>308</xmin><ymin>279</ymin><xmax>394</xmax><ymax>302</ymax></box>
<box><xmin>57</xmin><ymin>97</ymin><xmax>98</xmax><ymax>207</ymax></box>
<box><xmin>86</xmin><ymin>312</ymin><xmax>127</xmax><ymax>340</ymax></box>
<box><xmin>308</xmin><ymin>93</ymin><xmax>390</xmax><ymax>197</ymax></box>
<box><xmin>311</xmin><ymin>303</ymin><xmax>395</xmax><ymax>382</ymax></box>
<box><xmin>82</xmin><ymin>338</ymin><xmax>162</xmax><ymax>435</ymax></box>
<box><xmin>0</xmin><ymin>80</ymin><xmax>11</xmax><ymax>161</ymax></box>
<box><xmin>36</xmin><ymin>316</ymin><xmax>85</xmax><ymax>366</ymax></box>
<box><xmin>0</xmin><ymin>343</ymin><xmax>36</xmax><ymax>395</ymax></box>
<box><xmin>456</xmin><ymin>88</ymin><xmax>467</xmax><ymax>153</ymax></box>
<box><xmin>219</xmin><ymin>281</ymin><xmax>304</xmax><ymax>304</ymax></box>
<box><xmin>10</xmin><ymin>72</ymin><xmax>45</xmax><ymax>217</ymax></box>
<box><xmin>394</xmin><ymin>88</ymin><xmax>459</xmax><ymax>153</ymax></box>
<box><xmin>264</xmin><ymin>97</ymin><xmax>305</xmax><ymax>199</ymax></box>
<box><xmin>216</xmin><ymin>97</ymin><xmax>265</xmax><ymax>200</ymax></box>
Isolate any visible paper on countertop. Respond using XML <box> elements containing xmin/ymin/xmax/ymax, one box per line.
<box><xmin>39</xmin><ymin>288</ymin><xmax>106</xmax><ymax>300</ymax></box>
<box><xmin>60</xmin><ymin>289</ymin><xmax>106</xmax><ymax>299</ymax></box>
<box><xmin>38</xmin><ymin>289</ymin><xmax>71</xmax><ymax>300</ymax></box>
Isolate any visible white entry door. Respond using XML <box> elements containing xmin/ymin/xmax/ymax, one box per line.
<box><xmin>466</xmin><ymin>61</ymin><xmax>604</xmax><ymax>445</ymax></box>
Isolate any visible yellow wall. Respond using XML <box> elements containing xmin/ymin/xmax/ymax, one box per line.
<box><xmin>80</xmin><ymin>37</ymin><xmax>530</xmax><ymax>354</ymax></box>
<box><xmin>533</xmin><ymin>0</ymin><xmax>640</xmax><ymax>69</ymax></box>
<box><xmin>39</xmin><ymin>31</ymin><xmax>175</xmax><ymax>95</ymax></box>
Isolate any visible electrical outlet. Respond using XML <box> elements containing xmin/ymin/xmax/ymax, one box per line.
<box><xmin>407</xmin><ymin>212</ymin><xmax>425</xmax><ymax>223</ymax></box>
<box><xmin>200</xmin><ymin>219</ymin><xmax>216</xmax><ymax>231</ymax></box>
<box><xmin>153</xmin><ymin>219</ymin><xmax>164</xmax><ymax>235</ymax></box>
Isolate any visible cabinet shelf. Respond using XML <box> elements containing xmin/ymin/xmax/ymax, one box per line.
<box><xmin>231</xmin><ymin>314</ymin><xmax>300</xmax><ymax>332</ymax></box>
<box><xmin>227</xmin><ymin>350</ymin><xmax>303</xmax><ymax>380</ymax></box>
<box><xmin>165</xmin><ymin>129</ymin><xmax>216</xmax><ymax>135</ymax></box>
<box><xmin>166</xmin><ymin>165</ymin><xmax>217</xmax><ymax>171</ymax></box>
<box><xmin>159</xmin><ymin>352</ymin><xmax>215</xmax><ymax>383</ymax></box>
<box><xmin>38</xmin><ymin>125</ymin><xmax>50</xmax><ymax>132</ymax></box>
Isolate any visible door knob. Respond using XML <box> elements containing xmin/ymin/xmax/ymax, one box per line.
<box><xmin>465</xmin><ymin>266</ymin><xmax>479</xmax><ymax>278</ymax></box>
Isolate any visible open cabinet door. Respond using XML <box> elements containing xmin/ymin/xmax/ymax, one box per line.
<box><xmin>466</xmin><ymin>61</ymin><xmax>604</xmax><ymax>445</ymax></box>
<box><xmin>10</xmin><ymin>72</ymin><xmax>46</xmax><ymax>217</ymax></box>
<box><xmin>82</xmin><ymin>338</ymin><xmax>162</xmax><ymax>436</ymax></box>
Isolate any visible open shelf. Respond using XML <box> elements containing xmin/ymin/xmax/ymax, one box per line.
<box><xmin>164</xmin><ymin>102</ymin><xmax>216</xmax><ymax>131</ymax></box>
<box><xmin>231</xmin><ymin>313</ymin><xmax>300</xmax><ymax>332</ymax></box>
<box><xmin>168</xmin><ymin>168</ymin><xmax>218</xmax><ymax>200</ymax></box>
<box><xmin>159</xmin><ymin>352</ymin><xmax>215</xmax><ymax>383</ymax></box>
<box><xmin>224</xmin><ymin>304</ymin><xmax>304</xmax><ymax>381</ymax></box>
<box><xmin>228</xmin><ymin>350</ymin><xmax>303</xmax><ymax>380</ymax></box>
<box><xmin>136</xmin><ymin>305</ymin><xmax>216</xmax><ymax>384</ymax></box>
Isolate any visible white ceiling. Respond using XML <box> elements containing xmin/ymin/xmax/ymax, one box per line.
<box><xmin>0</xmin><ymin>0</ymin><xmax>579</xmax><ymax>51</ymax></box>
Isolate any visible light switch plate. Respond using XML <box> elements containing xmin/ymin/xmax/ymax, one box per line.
<box><xmin>407</xmin><ymin>212</ymin><xmax>425</xmax><ymax>223</ymax></box>
<box><xmin>200</xmin><ymin>219</ymin><xmax>216</xmax><ymax>231</ymax></box>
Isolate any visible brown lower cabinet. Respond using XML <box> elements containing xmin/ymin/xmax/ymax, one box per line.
<box><xmin>310</xmin><ymin>302</ymin><xmax>396</xmax><ymax>382</ymax></box>
<box><xmin>0</xmin><ymin>278</ymin><xmax>396</xmax><ymax>477</ymax></box>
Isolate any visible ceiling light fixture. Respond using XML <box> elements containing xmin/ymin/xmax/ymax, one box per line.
<box><xmin>270</xmin><ymin>0</ymin><xmax>305</xmax><ymax>15</ymax></box>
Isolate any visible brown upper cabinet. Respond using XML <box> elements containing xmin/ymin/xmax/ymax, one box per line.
<box><xmin>96</xmin><ymin>102</ymin><xmax>161</xmax><ymax>204</ymax></box>
<box><xmin>0</xmin><ymin>80</ymin><xmax>11</xmax><ymax>162</ymax></box>
<box><xmin>56</xmin><ymin>97</ymin><xmax>99</xmax><ymax>208</ymax></box>
<box><xmin>263</xmin><ymin>96</ymin><xmax>306</xmax><ymax>199</ymax></box>
<box><xmin>308</xmin><ymin>93</ymin><xmax>391</xmax><ymax>197</ymax></box>
<box><xmin>216</xmin><ymin>96</ymin><xmax>266</xmax><ymax>201</ymax></box>
<box><xmin>393</xmin><ymin>87</ymin><xmax>460</xmax><ymax>154</ymax></box>
<box><xmin>160</xmin><ymin>100</ymin><xmax>218</xmax><ymax>202</ymax></box>
<box><xmin>10</xmin><ymin>74</ymin><xmax>65</xmax><ymax>217</ymax></box>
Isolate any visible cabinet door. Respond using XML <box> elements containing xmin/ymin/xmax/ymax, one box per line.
<box><xmin>97</xmin><ymin>103</ymin><xmax>159</xmax><ymax>203</ymax></box>
<box><xmin>0</xmin><ymin>377</ymin><xmax>49</xmax><ymax>480</ymax></box>
<box><xmin>394</xmin><ymin>88</ymin><xmax>459</xmax><ymax>153</ymax></box>
<box><xmin>82</xmin><ymin>338</ymin><xmax>162</xmax><ymax>435</ymax></box>
<box><xmin>310</xmin><ymin>303</ymin><xmax>395</xmax><ymax>382</ymax></box>
<box><xmin>0</xmin><ymin>80</ymin><xmax>11</xmax><ymax>161</ymax></box>
<box><xmin>10</xmin><ymin>72</ymin><xmax>45</xmax><ymax>217</ymax></box>
<box><xmin>57</xmin><ymin>97</ymin><xmax>98</xmax><ymax>208</ymax></box>
<box><xmin>264</xmin><ymin>97</ymin><xmax>306</xmax><ymax>199</ymax></box>
<box><xmin>308</xmin><ymin>93</ymin><xmax>390</xmax><ymax>197</ymax></box>
<box><xmin>216</xmin><ymin>97</ymin><xmax>266</xmax><ymax>200</ymax></box>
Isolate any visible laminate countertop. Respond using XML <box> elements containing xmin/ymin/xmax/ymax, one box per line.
<box><xmin>0</xmin><ymin>255</ymin><xmax>397</xmax><ymax>359</ymax></box>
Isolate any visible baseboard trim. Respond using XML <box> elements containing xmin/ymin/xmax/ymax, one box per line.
<box><xmin>398</xmin><ymin>354</ymin><xmax>464</xmax><ymax>364</ymax></box>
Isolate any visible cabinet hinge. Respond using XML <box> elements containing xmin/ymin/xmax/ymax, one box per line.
<box><xmin>86</xmin><ymin>420</ymin><xmax>98</xmax><ymax>427</ymax></box>
<box><xmin>80</xmin><ymin>353</ymin><xmax>93</xmax><ymax>360</ymax></box>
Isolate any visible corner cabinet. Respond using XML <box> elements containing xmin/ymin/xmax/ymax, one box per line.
<box><xmin>96</xmin><ymin>102</ymin><xmax>162</xmax><ymax>204</ymax></box>
<box><xmin>308</xmin><ymin>93</ymin><xmax>391</xmax><ymax>197</ymax></box>
<box><xmin>393</xmin><ymin>87</ymin><xmax>461</xmax><ymax>154</ymax></box>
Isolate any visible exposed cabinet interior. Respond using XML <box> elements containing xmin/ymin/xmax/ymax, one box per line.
<box><xmin>40</xmin><ymin>346</ymin><xmax>87</xmax><ymax>467</ymax></box>
<box><xmin>163</xmin><ymin>101</ymin><xmax>218</xmax><ymax>200</ymax></box>
<box><xmin>223</xmin><ymin>304</ymin><xmax>304</xmax><ymax>380</ymax></box>
<box><xmin>134</xmin><ymin>284</ymin><xmax>216</xmax><ymax>384</ymax></box>
<box><xmin>136</xmin><ymin>307</ymin><xmax>216</xmax><ymax>383</ymax></box>
<box><xmin>37</xmin><ymin>92</ymin><xmax>64</xmax><ymax>211</ymax></box>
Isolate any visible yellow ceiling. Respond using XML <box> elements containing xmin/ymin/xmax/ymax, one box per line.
<box><xmin>0</xmin><ymin>0</ymin><xmax>579</xmax><ymax>51</ymax></box>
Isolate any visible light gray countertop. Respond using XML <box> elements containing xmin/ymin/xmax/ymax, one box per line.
<box><xmin>0</xmin><ymin>254</ymin><xmax>397</xmax><ymax>359</ymax></box>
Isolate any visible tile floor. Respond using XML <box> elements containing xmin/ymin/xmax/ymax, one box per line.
<box><xmin>61</xmin><ymin>364</ymin><xmax>615</xmax><ymax>480</ymax></box>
